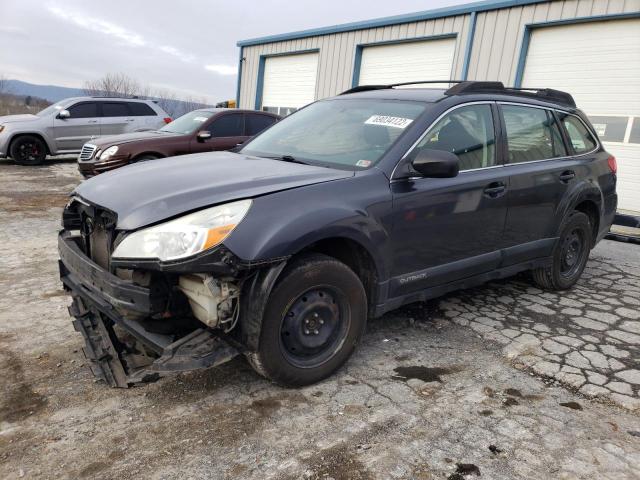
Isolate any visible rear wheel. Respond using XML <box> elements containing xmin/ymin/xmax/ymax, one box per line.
<box><xmin>532</xmin><ymin>211</ymin><xmax>592</xmax><ymax>290</ymax></box>
<box><xmin>246</xmin><ymin>253</ymin><xmax>367</xmax><ymax>386</ymax></box>
<box><xmin>10</xmin><ymin>135</ymin><xmax>47</xmax><ymax>165</ymax></box>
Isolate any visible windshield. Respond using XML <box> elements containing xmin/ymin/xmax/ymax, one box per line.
<box><xmin>159</xmin><ymin>110</ymin><xmax>215</xmax><ymax>134</ymax></box>
<box><xmin>240</xmin><ymin>98</ymin><xmax>428</xmax><ymax>169</ymax></box>
<box><xmin>37</xmin><ymin>102</ymin><xmax>65</xmax><ymax>116</ymax></box>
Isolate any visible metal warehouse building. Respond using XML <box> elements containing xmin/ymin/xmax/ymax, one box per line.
<box><xmin>236</xmin><ymin>0</ymin><xmax>640</xmax><ymax>213</ymax></box>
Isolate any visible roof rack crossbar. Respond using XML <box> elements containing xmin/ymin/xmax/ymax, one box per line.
<box><xmin>444</xmin><ymin>81</ymin><xmax>576</xmax><ymax>107</ymax></box>
<box><xmin>340</xmin><ymin>80</ymin><xmax>464</xmax><ymax>95</ymax></box>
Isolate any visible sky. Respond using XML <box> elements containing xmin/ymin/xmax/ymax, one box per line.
<box><xmin>0</xmin><ymin>0</ymin><xmax>471</xmax><ymax>103</ymax></box>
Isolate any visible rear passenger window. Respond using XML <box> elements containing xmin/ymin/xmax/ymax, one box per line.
<box><xmin>502</xmin><ymin>105</ymin><xmax>566</xmax><ymax>163</ymax></box>
<box><xmin>209</xmin><ymin>114</ymin><xmax>243</xmax><ymax>137</ymax></box>
<box><xmin>245</xmin><ymin>114</ymin><xmax>276</xmax><ymax>136</ymax></box>
<box><xmin>412</xmin><ymin>104</ymin><xmax>496</xmax><ymax>171</ymax></box>
<box><xmin>68</xmin><ymin>102</ymin><xmax>98</xmax><ymax>118</ymax></box>
<box><xmin>102</xmin><ymin>102</ymin><xmax>129</xmax><ymax>117</ymax></box>
<box><xmin>127</xmin><ymin>102</ymin><xmax>156</xmax><ymax>116</ymax></box>
<box><xmin>561</xmin><ymin>115</ymin><xmax>597</xmax><ymax>154</ymax></box>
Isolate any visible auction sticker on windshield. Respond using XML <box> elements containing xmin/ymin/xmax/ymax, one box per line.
<box><xmin>365</xmin><ymin>115</ymin><xmax>413</xmax><ymax>129</ymax></box>
<box><xmin>193</xmin><ymin>116</ymin><xmax>208</xmax><ymax>122</ymax></box>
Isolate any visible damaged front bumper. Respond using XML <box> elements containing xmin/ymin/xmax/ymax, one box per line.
<box><xmin>58</xmin><ymin>232</ymin><xmax>240</xmax><ymax>387</ymax></box>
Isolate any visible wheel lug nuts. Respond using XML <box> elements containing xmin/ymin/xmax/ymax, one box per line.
<box><xmin>319</xmin><ymin>319</ymin><xmax>324</xmax><ymax>324</ymax></box>
<box><xmin>314</xmin><ymin>313</ymin><xmax>319</xmax><ymax>318</ymax></box>
<box><xmin>304</xmin><ymin>329</ymin><xmax>310</xmax><ymax>335</ymax></box>
<box><xmin>305</xmin><ymin>319</ymin><xmax>309</xmax><ymax>324</ymax></box>
<box><xmin>314</xmin><ymin>330</ymin><xmax>319</xmax><ymax>335</ymax></box>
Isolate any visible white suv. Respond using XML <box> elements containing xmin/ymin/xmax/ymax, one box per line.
<box><xmin>0</xmin><ymin>97</ymin><xmax>171</xmax><ymax>165</ymax></box>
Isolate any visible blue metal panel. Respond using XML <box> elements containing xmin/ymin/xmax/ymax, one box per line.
<box><xmin>254</xmin><ymin>49</ymin><xmax>321</xmax><ymax>111</ymax></box>
<box><xmin>235</xmin><ymin>46</ymin><xmax>243</xmax><ymax>107</ymax></box>
<box><xmin>514</xmin><ymin>11</ymin><xmax>640</xmax><ymax>87</ymax></box>
<box><xmin>237</xmin><ymin>0</ymin><xmax>549</xmax><ymax>47</ymax></box>
<box><xmin>461</xmin><ymin>12</ymin><xmax>477</xmax><ymax>80</ymax></box>
<box><xmin>350</xmin><ymin>33</ymin><xmax>458</xmax><ymax>87</ymax></box>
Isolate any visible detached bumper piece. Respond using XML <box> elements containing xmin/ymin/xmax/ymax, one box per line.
<box><xmin>59</xmin><ymin>232</ymin><xmax>239</xmax><ymax>387</ymax></box>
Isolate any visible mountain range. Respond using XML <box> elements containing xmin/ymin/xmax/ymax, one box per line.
<box><xmin>5</xmin><ymin>80</ymin><xmax>85</xmax><ymax>102</ymax></box>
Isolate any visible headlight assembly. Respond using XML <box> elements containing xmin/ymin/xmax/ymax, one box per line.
<box><xmin>112</xmin><ymin>199</ymin><xmax>252</xmax><ymax>261</ymax></box>
<box><xmin>99</xmin><ymin>145</ymin><xmax>118</xmax><ymax>160</ymax></box>
<box><xmin>0</xmin><ymin>125</ymin><xmax>5</xmax><ymax>133</ymax></box>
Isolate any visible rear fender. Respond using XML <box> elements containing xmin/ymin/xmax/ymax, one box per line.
<box><xmin>554</xmin><ymin>179</ymin><xmax>603</xmax><ymax>234</ymax></box>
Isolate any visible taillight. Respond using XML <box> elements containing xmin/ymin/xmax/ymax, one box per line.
<box><xmin>163</xmin><ymin>117</ymin><xmax>172</xmax><ymax>124</ymax></box>
<box><xmin>607</xmin><ymin>155</ymin><xmax>617</xmax><ymax>174</ymax></box>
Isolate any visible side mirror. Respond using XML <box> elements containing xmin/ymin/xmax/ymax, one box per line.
<box><xmin>197</xmin><ymin>130</ymin><xmax>212</xmax><ymax>142</ymax></box>
<box><xmin>411</xmin><ymin>149</ymin><xmax>459</xmax><ymax>178</ymax></box>
<box><xmin>57</xmin><ymin>109</ymin><xmax>70</xmax><ymax>119</ymax></box>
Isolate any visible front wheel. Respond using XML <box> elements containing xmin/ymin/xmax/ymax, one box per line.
<box><xmin>10</xmin><ymin>135</ymin><xmax>47</xmax><ymax>165</ymax></box>
<box><xmin>532</xmin><ymin>211</ymin><xmax>592</xmax><ymax>290</ymax></box>
<box><xmin>246</xmin><ymin>253</ymin><xmax>367</xmax><ymax>386</ymax></box>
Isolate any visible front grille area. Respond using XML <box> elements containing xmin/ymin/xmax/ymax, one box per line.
<box><xmin>79</xmin><ymin>144</ymin><xmax>97</xmax><ymax>161</ymax></box>
<box><xmin>63</xmin><ymin>198</ymin><xmax>117</xmax><ymax>270</ymax></box>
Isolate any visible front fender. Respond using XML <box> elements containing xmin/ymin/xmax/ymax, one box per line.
<box><xmin>224</xmin><ymin>171</ymin><xmax>393</xmax><ymax>281</ymax></box>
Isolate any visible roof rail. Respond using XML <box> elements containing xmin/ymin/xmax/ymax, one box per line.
<box><xmin>340</xmin><ymin>80</ymin><xmax>464</xmax><ymax>95</ymax></box>
<box><xmin>444</xmin><ymin>81</ymin><xmax>576</xmax><ymax>107</ymax></box>
<box><xmin>341</xmin><ymin>80</ymin><xmax>576</xmax><ymax>107</ymax></box>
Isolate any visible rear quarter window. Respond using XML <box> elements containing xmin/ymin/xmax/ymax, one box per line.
<box><xmin>561</xmin><ymin>115</ymin><xmax>597</xmax><ymax>154</ymax></box>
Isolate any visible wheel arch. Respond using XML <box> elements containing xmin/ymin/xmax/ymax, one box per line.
<box><xmin>555</xmin><ymin>181</ymin><xmax>603</xmax><ymax>247</ymax></box>
<box><xmin>8</xmin><ymin>132</ymin><xmax>52</xmax><ymax>156</ymax></box>
<box><xmin>132</xmin><ymin>151</ymin><xmax>164</xmax><ymax>161</ymax></box>
<box><xmin>238</xmin><ymin>234</ymin><xmax>383</xmax><ymax>352</ymax></box>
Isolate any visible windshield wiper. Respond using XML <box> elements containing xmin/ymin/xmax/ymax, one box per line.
<box><xmin>264</xmin><ymin>155</ymin><xmax>309</xmax><ymax>165</ymax></box>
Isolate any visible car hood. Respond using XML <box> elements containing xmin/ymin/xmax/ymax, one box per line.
<box><xmin>74</xmin><ymin>151</ymin><xmax>354</xmax><ymax>230</ymax></box>
<box><xmin>90</xmin><ymin>130</ymin><xmax>178</xmax><ymax>148</ymax></box>
<box><xmin>0</xmin><ymin>114</ymin><xmax>39</xmax><ymax>124</ymax></box>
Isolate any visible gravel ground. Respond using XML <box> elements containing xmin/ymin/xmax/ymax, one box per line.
<box><xmin>1</xmin><ymin>159</ymin><xmax>639</xmax><ymax>480</ymax></box>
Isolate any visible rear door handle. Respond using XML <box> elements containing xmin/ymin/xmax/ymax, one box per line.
<box><xmin>559</xmin><ymin>170</ymin><xmax>575</xmax><ymax>183</ymax></box>
<box><xmin>87</xmin><ymin>120</ymin><xmax>98</xmax><ymax>124</ymax></box>
<box><xmin>483</xmin><ymin>182</ymin><xmax>506</xmax><ymax>198</ymax></box>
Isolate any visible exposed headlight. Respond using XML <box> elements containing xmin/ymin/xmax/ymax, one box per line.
<box><xmin>112</xmin><ymin>199</ymin><xmax>252</xmax><ymax>261</ymax></box>
<box><xmin>99</xmin><ymin>145</ymin><xmax>118</xmax><ymax>160</ymax></box>
<box><xmin>0</xmin><ymin>125</ymin><xmax>5</xmax><ymax>133</ymax></box>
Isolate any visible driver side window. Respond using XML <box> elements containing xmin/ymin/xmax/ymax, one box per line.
<box><xmin>411</xmin><ymin>104</ymin><xmax>496</xmax><ymax>171</ymax></box>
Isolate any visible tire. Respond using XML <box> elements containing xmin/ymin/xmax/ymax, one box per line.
<box><xmin>532</xmin><ymin>211</ymin><xmax>592</xmax><ymax>290</ymax></box>
<box><xmin>246</xmin><ymin>253</ymin><xmax>367</xmax><ymax>386</ymax></box>
<box><xmin>10</xmin><ymin>135</ymin><xmax>47</xmax><ymax>165</ymax></box>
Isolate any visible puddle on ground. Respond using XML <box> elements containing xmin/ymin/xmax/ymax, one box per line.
<box><xmin>0</xmin><ymin>355</ymin><xmax>47</xmax><ymax>423</ymax></box>
<box><xmin>393</xmin><ymin>365</ymin><xmax>463</xmax><ymax>383</ymax></box>
<box><xmin>447</xmin><ymin>463</ymin><xmax>481</xmax><ymax>479</ymax></box>
<box><xmin>560</xmin><ymin>401</ymin><xmax>583</xmax><ymax>411</ymax></box>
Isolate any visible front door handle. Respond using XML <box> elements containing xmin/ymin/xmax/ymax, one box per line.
<box><xmin>559</xmin><ymin>170</ymin><xmax>575</xmax><ymax>183</ymax></box>
<box><xmin>87</xmin><ymin>120</ymin><xmax>98</xmax><ymax>124</ymax></box>
<box><xmin>483</xmin><ymin>182</ymin><xmax>506</xmax><ymax>198</ymax></box>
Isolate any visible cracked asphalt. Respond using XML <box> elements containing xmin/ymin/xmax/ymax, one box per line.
<box><xmin>1</xmin><ymin>159</ymin><xmax>639</xmax><ymax>479</ymax></box>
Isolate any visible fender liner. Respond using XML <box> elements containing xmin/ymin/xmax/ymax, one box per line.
<box><xmin>239</xmin><ymin>260</ymin><xmax>287</xmax><ymax>351</ymax></box>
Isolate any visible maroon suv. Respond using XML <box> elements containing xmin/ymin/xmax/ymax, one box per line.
<box><xmin>77</xmin><ymin>108</ymin><xmax>280</xmax><ymax>177</ymax></box>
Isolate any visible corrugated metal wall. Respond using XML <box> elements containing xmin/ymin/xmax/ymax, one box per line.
<box><xmin>238</xmin><ymin>0</ymin><xmax>640</xmax><ymax>109</ymax></box>
<box><xmin>238</xmin><ymin>14</ymin><xmax>471</xmax><ymax>108</ymax></box>
<box><xmin>467</xmin><ymin>0</ymin><xmax>640</xmax><ymax>84</ymax></box>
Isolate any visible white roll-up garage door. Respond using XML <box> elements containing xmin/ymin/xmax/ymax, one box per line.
<box><xmin>261</xmin><ymin>52</ymin><xmax>319</xmax><ymax>116</ymax></box>
<box><xmin>358</xmin><ymin>37</ymin><xmax>456</xmax><ymax>86</ymax></box>
<box><xmin>521</xmin><ymin>18</ymin><xmax>640</xmax><ymax>213</ymax></box>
